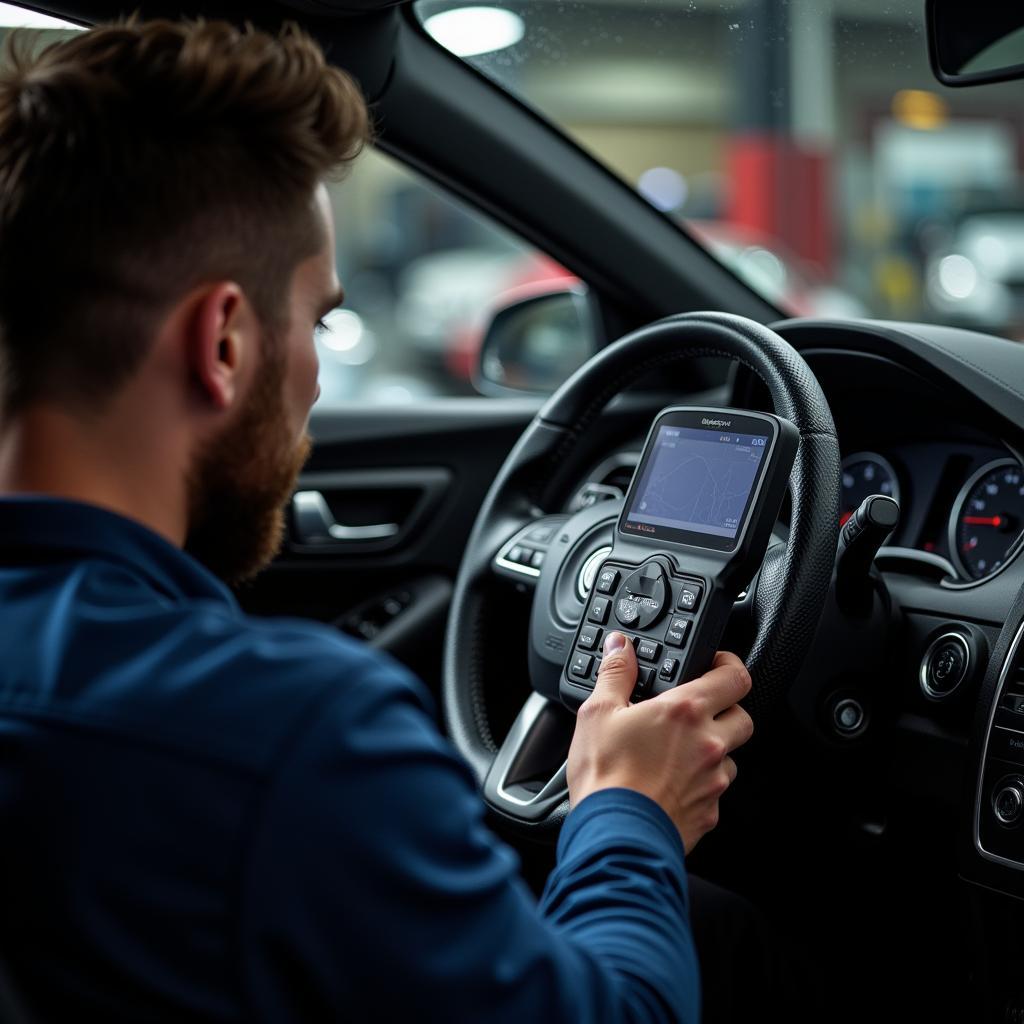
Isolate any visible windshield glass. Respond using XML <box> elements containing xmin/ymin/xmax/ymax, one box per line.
<box><xmin>416</xmin><ymin>0</ymin><xmax>1024</xmax><ymax>336</ymax></box>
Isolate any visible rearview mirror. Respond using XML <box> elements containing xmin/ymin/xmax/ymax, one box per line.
<box><xmin>927</xmin><ymin>0</ymin><xmax>1024</xmax><ymax>87</ymax></box>
<box><xmin>475</xmin><ymin>286</ymin><xmax>600</xmax><ymax>396</ymax></box>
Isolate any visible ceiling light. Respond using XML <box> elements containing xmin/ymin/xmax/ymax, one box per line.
<box><xmin>637</xmin><ymin>167</ymin><xmax>688</xmax><ymax>212</ymax></box>
<box><xmin>937</xmin><ymin>254</ymin><xmax>978</xmax><ymax>299</ymax></box>
<box><xmin>0</xmin><ymin>4</ymin><xmax>79</xmax><ymax>28</ymax></box>
<box><xmin>423</xmin><ymin>6</ymin><xmax>525</xmax><ymax>58</ymax></box>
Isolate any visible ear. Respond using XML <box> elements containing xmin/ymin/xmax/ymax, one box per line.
<box><xmin>187</xmin><ymin>282</ymin><xmax>249</xmax><ymax>411</ymax></box>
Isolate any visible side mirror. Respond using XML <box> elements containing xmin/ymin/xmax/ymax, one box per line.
<box><xmin>475</xmin><ymin>285</ymin><xmax>601</xmax><ymax>396</ymax></box>
<box><xmin>927</xmin><ymin>0</ymin><xmax>1024</xmax><ymax>87</ymax></box>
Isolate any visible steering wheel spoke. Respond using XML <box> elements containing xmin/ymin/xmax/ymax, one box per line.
<box><xmin>493</xmin><ymin>515</ymin><xmax>569</xmax><ymax>585</ymax></box>
<box><xmin>482</xmin><ymin>692</ymin><xmax>572</xmax><ymax>822</ymax></box>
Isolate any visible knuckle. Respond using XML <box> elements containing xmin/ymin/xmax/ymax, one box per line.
<box><xmin>735</xmin><ymin>666</ymin><xmax>752</xmax><ymax>694</ymax></box>
<box><xmin>739</xmin><ymin>709</ymin><xmax>755</xmax><ymax>741</ymax></box>
<box><xmin>578</xmin><ymin>697</ymin><xmax>611</xmax><ymax>721</ymax></box>
<box><xmin>701</xmin><ymin>734</ymin><xmax>726</xmax><ymax>763</ymax></box>
<box><xmin>668</xmin><ymin>694</ymin><xmax>701</xmax><ymax>724</ymax></box>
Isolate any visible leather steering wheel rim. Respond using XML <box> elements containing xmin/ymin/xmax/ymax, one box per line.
<box><xmin>443</xmin><ymin>311</ymin><xmax>840</xmax><ymax>785</ymax></box>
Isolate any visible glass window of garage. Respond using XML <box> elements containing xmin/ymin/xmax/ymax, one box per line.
<box><xmin>0</xmin><ymin>5</ymin><xmax>570</xmax><ymax>406</ymax></box>
<box><xmin>418</xmin><ymin>0</ymin><xmax>1024</xmax><ymax>340</ymax></box>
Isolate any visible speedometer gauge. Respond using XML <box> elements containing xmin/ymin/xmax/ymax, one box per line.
<box><xmin>950</xmin><ymin>459</ymin><xmax>1024</xmax><ymax>580</ymax></box>
<box><xmin>841</xmin><ymin>453</ymin><xmax>900</xmax><ymax>526</ymax></box>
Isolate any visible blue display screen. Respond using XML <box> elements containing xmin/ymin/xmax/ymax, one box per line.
<box><xmin>623</xmin><ymin>425</ymin><xmax>769</xmax><ymax>540</ymax></box>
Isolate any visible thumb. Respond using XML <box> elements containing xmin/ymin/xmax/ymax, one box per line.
<box><xmin>590</xmin><ymin>631</ymin><xmax>638</xmax><ymax>706</ymax></box>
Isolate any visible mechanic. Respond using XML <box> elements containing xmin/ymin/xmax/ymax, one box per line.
<box><xmin>0</xmin><ymin>19</ymin><xmax>760</xmax><ymax>1022</ymax></box>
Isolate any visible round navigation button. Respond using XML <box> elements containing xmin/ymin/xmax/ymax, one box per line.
<box><xmin>994</xmin><ymin>781</ymin><xmax>1024</xmax><ymax>827</ymax></box>
<box><xmin>620</xmin><ymin>563</ymin><xmax>668</xmax><ymax>630</ymax></box>
<box><xmin>920</xmin><ymin>632</ymin><xmax>970</xmax><ymax>700</ymax></box>
<box><xmin>615</xmin><ymin>598</ymin><xmax>640</xmax><ymax>627</ymax></box>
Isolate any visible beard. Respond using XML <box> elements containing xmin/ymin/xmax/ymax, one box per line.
<box><xmin>184</xmin><ymin>342</ymin><xmax>311</xmax><ymax>586</ymax></box>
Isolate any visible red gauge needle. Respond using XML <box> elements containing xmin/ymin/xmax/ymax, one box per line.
<box><xmin>963</xmin><ymin>515</ymin><xmax>1003</xmax><ymax>526</ymax></box>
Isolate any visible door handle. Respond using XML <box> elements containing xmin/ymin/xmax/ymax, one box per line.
<box><xmin>291</xmin><ymin>490</ymin><xmax>400</xmax><ymax>543</ymax></box>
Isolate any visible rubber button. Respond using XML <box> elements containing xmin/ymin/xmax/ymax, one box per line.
<box><xmin>666</xmin><ymin>617</ymin><xmax>691</xmax><ymax>648</ymax></box>
<box><xmin>570</xmin><ymin>652</ymin><xmax>593</xmax><ymax>679</ymax></box>
<box><xmin>658</xmin><ymin>657</ymin><xmax>679</xmax><ymax>682</ymax></box>
<box><xmin>677</xmin><ymin>583</ymin><xmax>703</xmax><ymax>612</ymax></box>
<box><xmin>587</xmin><ymin>597</ymin><xmax>611</xmax><ymax>624</ymax></box>
<box><xmin>636</xmin><ymin>638</ymin><xmax>662</xmax><ymax>662</ymax></box>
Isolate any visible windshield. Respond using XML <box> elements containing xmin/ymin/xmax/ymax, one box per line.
<box><xmin>416</xmin><ymin>0</ymin><xmax>1024</xmax><ymax>337</ymax></box>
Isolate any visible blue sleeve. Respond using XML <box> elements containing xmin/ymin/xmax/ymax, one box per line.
<box><xmin>238</xmin><ymin>652</ymin><xmax>699</xmax><ymax>1024</ymax></box>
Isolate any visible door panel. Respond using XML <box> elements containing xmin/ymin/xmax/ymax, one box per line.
<box><xmin>239</xmin><ymin>399</ymin><xmax>543</xmax><ymax>702</ymax></box>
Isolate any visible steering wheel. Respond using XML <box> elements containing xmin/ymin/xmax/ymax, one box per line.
<box><xmin>443</xmin><ymin>311</ymin><xmax>840</xmax><ymax>831</ymax></box>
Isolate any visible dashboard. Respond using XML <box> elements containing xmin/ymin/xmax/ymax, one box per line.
<box><xmin>839</xmin><ymin>443</ymin><xmax>1024</xmax><ymax>582</ymax></box>
<box><xmin>570</xmin><ymin>440</ymin><xmax>1024</xmax><ymax>586</ymax></box>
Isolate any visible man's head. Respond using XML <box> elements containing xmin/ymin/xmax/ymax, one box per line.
<box><xmin>0</xmin><ymin>19</ymin><xmax>368</xmax><ymax>581</ymax></box>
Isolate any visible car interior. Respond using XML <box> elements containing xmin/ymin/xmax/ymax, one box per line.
<box><xmin>7</xmin><ymin>0</ymin><xmax>1024</xmax><ymax>1020</ymax></box>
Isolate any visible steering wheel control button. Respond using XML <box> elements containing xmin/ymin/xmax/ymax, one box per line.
<box><xmin>525</xmin><ymin>523</ymin><xmax>556</xmax><ymax>544</ymax></box>
<box><xmin>570</xmin><ymin>653</ymin><xmax>594</xmax><ymax>680</ymax></box>
<box><xmin>920</xmin><ymin>632</ymin><xmax>971</xmax><ymax>700</ymax></box>
<box><xmin>833</xmin><ymin>698</ymin><xmax>866</xmax><ymax>736</ymax></box>
<box><xmin>507</xmin><ymin>545</ymin><xmax>525</xmax><ymax>564</ymax></box>
<box><xmin>529</xmin><ymin>550</ymin><xmax>545</xmax><ymax>570</ymax></box>
<box><xmin>658</xmin><ymin>657</ymin><xmax>680</xmax><ymax>683</ymax></box>
<box><xmin>676</xmin><ymin>582</ymin><xmax>703</xmax><ymax>613</ymax></box>
<box><xmin>615</xmin><ymin>598</ymin><xmax>641</xmax><ymax>627</ymax></box>
<box><xmin>993</xmin><ymin>779</ymin><xmax>1024</xmax><ymax>827</ymax></box>
<box><xmin>666</xmin><ymin>617</ymin><xmax>692</xmax><ymax>648</ymax></box>
<box><xmin>596</xmin><ymin>568</ymin><xmax>620</xmax><ymax>594</ymax></box>
<box><xmin>577</xmin><ymin>626</ymin><xmax>601</xmax><ymax>651</ymax></box>
<box><xmin>620</xmin><ymin>564</ymin><xmax>668</xmax><ymax>629</ymax></box>
<box><xmin>636</xmin><ymin>639</ymin><xmax>662</xmax><ymax>662</ymax></box>
<box><xmin>587</xmin><ymin>597</ymin><xmax>611</xmax><ymax>625</ymax></box>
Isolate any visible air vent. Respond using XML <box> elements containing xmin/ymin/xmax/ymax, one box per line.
<box><xmin>999</xmin><ymin>654</ymin><xmax>1024</xmax><ymax>719</ymax></box>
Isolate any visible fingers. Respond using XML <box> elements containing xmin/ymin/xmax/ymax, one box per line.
<box><xmin>710</xmin><ymin>704</ymin><xmax>754</xmax><ymax>755</ymax></box>
<box><xmin>662</xmin><ymin>652</ymin><xmax>751</xmax><ymax>717</ymax></box>
<box><xmin>711</xmin><ymin>650</ymin><xmax>747</xmax><ymax>673</ymax></box>
<box><xmin>587</xmin><ymin>631</ymin><xmax>638</xmax><ymax>708</ymax></box>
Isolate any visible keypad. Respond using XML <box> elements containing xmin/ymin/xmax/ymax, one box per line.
<box><xmin>564</xmin><ymin>558</ymin><xmax>706</xmax><ymax>699</ymax></box>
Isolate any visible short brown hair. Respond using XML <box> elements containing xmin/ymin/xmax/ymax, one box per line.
<box><xmin>0</xmin><ymin>18</ymin><xmax>369</xmax><ymax>414</ymax></box>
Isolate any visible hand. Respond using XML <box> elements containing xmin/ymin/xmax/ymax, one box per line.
<box><xmin>567</xmin><ymin>631</ymin><xmax>754</xmax><ymax>854</ymax></box>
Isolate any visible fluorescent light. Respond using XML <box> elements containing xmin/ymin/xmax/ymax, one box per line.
<box><xmin>423</xmin><ymin>6</ymin><xmax>524</xmax><ymax>58</ymax></box>
<box><xmin>937</xmin><ymin>254</ymin><xmax>978</xmax><ymax>300</ymax></box>
<box><xmin>0</xmin><ymin>4</ymin><xmax>79</xmax><ymax>29</ymax></box>
<box><xmin>637</xmin><ymin>167</ymin><xmax>688</xmax><ymax>212</ymax></box>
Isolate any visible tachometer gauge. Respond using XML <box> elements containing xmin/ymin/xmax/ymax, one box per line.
<box><xmin>841</xmin><ymin>453</ymin><xmax>900</xmax><ymax>526</ymax></box>
<box><xmin>950</xmin><ymin>459</ymin><xmax>1024</xmax><ymax>580</ymax></box>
